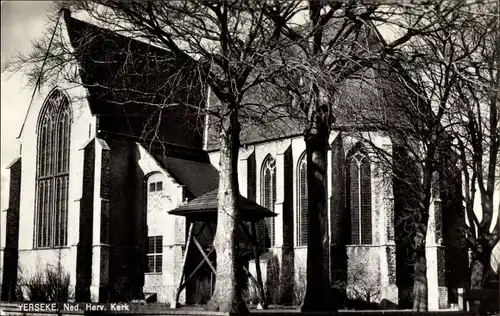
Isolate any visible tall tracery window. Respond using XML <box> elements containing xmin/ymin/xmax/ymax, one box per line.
<box><xmin>261</xmin><ymin>155</ymin><xmax>276</xmax><ymax>247</ymax></box>
<box><xmin>297</xmin><ymin>153</ymin><xmax>308</xmax><ymax>247</ymax></box>
<box><xmin>35</xmin><ymin>89</ymin><xmax>71</xmax><ymax>248</ymax></box>
<box><xmin>346</xmin><ymin>145</ymin><xmax>372</xmax><ymax>245</ymax></box>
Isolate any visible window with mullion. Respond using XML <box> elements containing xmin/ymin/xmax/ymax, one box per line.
<box><xmin>297</xmin><ymin>154</ymin><xmax>308</xmax><ymax>247</ymax></box>
<box><xmin>147</xmin><ymin>236</ymin><xmax>163</xmax><ymax>273</ymax></box>
<box><xmin>261</xmin><ymin>156</ymin><xmax>276</xmax><ymax>248</ymax></box>
<box><xmin>349</xmin><ymin>160</ymin><xmax>360</xmax><ymax>244</ymax></box>
<box><xmin>360</xmin><ymin>159</ymin><xmax>372</xmax><ymax>244</ymax></box>
<box><xmin>347</xmin><ymin>149</ymin><xmax>372</xmax><ymax>245</ymax></box>
<box><xmin>57</xmin><ymin>112</ymin><xmax>67</xmax><ymax>174</ymax></box>
<box><xmin>35</xmin><ymin>90</ymin><xmax>71</xmax><ymax>249</ymax></box>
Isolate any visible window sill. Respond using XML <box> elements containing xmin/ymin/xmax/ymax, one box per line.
<box><xmin>144</xmin><ymin>272</ymin><xmax>162</xmax><ymax>275</ymax></box>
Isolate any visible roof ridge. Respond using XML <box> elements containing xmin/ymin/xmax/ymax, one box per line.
<box><xmin>63</xmin><ymin>10</ymin><xmax>171</xmax><ymax>54</ymax></box>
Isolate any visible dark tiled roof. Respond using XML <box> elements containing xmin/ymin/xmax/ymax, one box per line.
<box><xmin>64</xmin><ymin>11</ymin><xmax>413</xmax><ymax>152</ymax></box>
<box><xmin>204</xmin><ymin>88</ymin><xmax>306</xmax><ymax>151</ymax></box>
<box><xmin>169</xmin><ymin>189</ymin><xmax>276</xmax><ymax>222</ymax></box>
<box><xmin>204</xmin><ymin>69</ymin><xmax>412</xmax><ymax>151</ymax></box>
<box><xmin>332</xmin><ymin>69</ymin><xmax>413</xmax><ymax>130</ymax></box>
<box><xmin>64</xmin><ymin>13</ymin><xmax>206</xmax><ymax>148</ymax></box>
<box><xmin>203</xmin><ymin>23</ymin><xmax>415</xmax><ymax>150</ymax></box>
<box><xmin>163</xmin><ymin>156</ymin><xmax>219</xmax><ymax>197</ymax></box>
<box><xmin>98</xmin><ymin>131</ymin><xmax>216</xmax><ymax>198</ymax></box>
<box><xmin>146</xmin><ymin>140</ymin><xmax>218</xmax><ymax>198</ymax></box>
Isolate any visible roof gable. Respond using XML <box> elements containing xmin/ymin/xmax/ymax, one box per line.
<box><xmin>134</xmin><ymin>136</ymin><xmax>218</xmax><ymax>198</ymax></box>
<box><xmin>63</xmin><ymin>11</ymin><xmax>206</xmax><ymax>148</ymax></box>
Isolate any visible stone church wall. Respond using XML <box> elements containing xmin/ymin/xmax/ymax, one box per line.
<box><xmin>14</xmin><ymin>83</ymin><xmax>95</xmax><ymax>299</ymax></box>
<box><xmin>3</xmin><ymin>78</ymin><xmax>471</xmax><ymax>308</ymax></box>
<box><xmin>1</xmin><ymin>158</ymin><xmax>21</xmax><ymax>301</ymax></box>
<box><xmin>134</xmin><ymin>144</ymin><xmax>186</xmax><ymax>305</ymax></box>
<box><xmin>211</xmin><ymin>131</ymin><xmax>399</xmax><ymax>306</ymax></box>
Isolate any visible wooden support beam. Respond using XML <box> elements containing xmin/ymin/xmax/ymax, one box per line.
<box><xmin>171</xmin><ymin>221</ymin><xmax>194</xmax><ymax>308</ymax></box>
<box><xmin>193</xmin><ymin>236</ymin><xmax>217</xmax><ymax>274</ymax></box>
<box><xmin>237</xmin><ymin>223</ymin><xmax>252</xmax><ymax>257</ymax></box>
<box><xmin>180</xmin><ymin>247</ymin><xmax>216</xmax><ymax>291</ymax></box>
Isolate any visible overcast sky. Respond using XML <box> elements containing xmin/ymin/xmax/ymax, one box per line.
<box><xmin>1</xmin><ymin>1</ymin><xmax>53</xmax><ymax>209</ymax></box>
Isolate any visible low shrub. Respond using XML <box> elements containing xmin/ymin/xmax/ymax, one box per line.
<box><xmin>23</xmin><ymin>265</ymin><xmax>71</xmax><ymax>302</ymax></box>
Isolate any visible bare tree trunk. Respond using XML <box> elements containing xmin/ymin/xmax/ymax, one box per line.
<box><xmin>330</xmin><ymin>134</ymin><xmax>348</xmax><ymax>309</ymax></box>
<box><xmin>301</xmin><ymin>117</ymin><xmax>331</xmax><ymax>311</ymax></box>
<box><xmin>469</xmin><ymin>245</ymin><xmax>491</xmax><ymax>315</ymax></box>
<box><xmin>412</xmin><ymin>172</ymin><xmax>432</xmax><ymax>312</ymax></box>
<box><xmin>470</xmin><ymin>253</ymin><xmax>490</xmax><ymax>289</ymax></box>
<box><xmin>412</xmin><ymin>249</ymin><xmax>428</xmax><ymax>311</ymax></box>
<box><xmin>468</xmin><ymin>201</ymin><xmax>498</xmax><ymax>313</ymax></box>
<box><xmin>251</xmin><ymin>221</ymin><xmax>268</xmax><ymax>308</ymax></box>
<box><xmin>206</xmin><ymin>106</ymin><xmax>248</xmax><ymax>313</ymax></box>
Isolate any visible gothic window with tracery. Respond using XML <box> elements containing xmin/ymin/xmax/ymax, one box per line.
<box><xmin>297</xmin><ymin>153</ymin><xmax>308</xmax><ymax>247</ymax></box>
<box><xmin>35</xmin><ymin>89</ymin><xmax>71</xmax><ymax>248</ymax></box>
<box><xmin>346</xmin><ymin>145</ymin><xmax>372</xmax><ymax>245</ymax></box>
<box><xmin>261</xmin><ymin>155</ymin><xmax>276</xmax><ymax>247</ymax></box>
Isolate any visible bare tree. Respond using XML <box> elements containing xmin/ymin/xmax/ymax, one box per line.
<box><xmin>448</xmin><ymin>1</ymin><xmax>500</xmax><ymax>294</ymax></box>
<box><xmin>395</xmin><ymin>1</ymin><xmax>500</xmax><ymax>306</ymax></box>
<box><xmin>348</xmin><ymin>0</ymin><xmax>498</xmax><ymax>311</ymax></box>
<box><xmin>261</xmin><ymin>0</ymin><xmax>468</xmax><ymax>311</ymax></box>
<box><xmin>2</xmin><ymin>1</ymin><xmax>300</xmax><ymax>312</ymax></box>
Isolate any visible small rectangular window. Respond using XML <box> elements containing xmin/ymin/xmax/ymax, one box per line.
<box><xmin>149</xmin><ymin>183</ymin><xmax>156</xmax><ymax>192</ymax></box>
<box><xmin>156</xmin><ymin>181</ymin><xmax>163</xmax><ymax>191</ymax></box>
<box><xmin>146</xmin><ymin>235</ymin><xmax>163</xmax><ymax>273</ymax></box>
<box><xmin>148</xmin><ymin>236</ymin><xmax>155</xmax><ymax>253</ymax></box>
<box><xmin>155</xmin><ymin>236</ymin><xmax>163</xmax><ymax>253</ymax></box>
<box><xmin>155</xmin><ymin>256</ymin><xmax>162</xmax><ymax>272</ymax></box>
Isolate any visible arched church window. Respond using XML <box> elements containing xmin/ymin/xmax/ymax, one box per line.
<box><xmin>346</xmin><ymin>145</ymin><xmax>372</xmax><ymax>245</ymax></box>
<box><xmin>297</xmin><ymin>152</ymin><xmax>308</xmax><ymax>247</ymax></box>
<box><xmin>261</xmin><ymin>155</ymin><xmax>276</xmax><ymax>247</ymax></box>
<box><xmin>35</xmin><ymin>89</ymin><xmax>71</xmax><ymax>248</ymax></box>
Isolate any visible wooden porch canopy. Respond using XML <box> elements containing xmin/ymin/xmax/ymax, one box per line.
<box><xmin>169</xmin><ymin>189</ymin><xmax>276</xmax><ymax>222</ymax></box>
<box><xmin>168</xmin><ymin>189</ymin><xmax>275</xmax><ymax>308</ymax></box>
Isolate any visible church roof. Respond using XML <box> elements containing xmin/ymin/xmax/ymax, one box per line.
<box><xmin>132</xmin><ymin>136</ymin><xmax>219</xmax><ymax>198</ymax></box>
<box><xmin>141</xmin><ymin>138</ymin><xmax>277</xmax><ymax>219</ymax></box>
<box><xmin>63</xmin><ymin>11</ymin><xmax>413</xmax><ymax>153</ymax></box>
<box><xmin>204</xmin><ymin>68</ymin><xmax>413</xmax><ymax>151</ymax></box>
<box><xmin>63</xmin><ymin>12</ymin><xmax>206</xmax><ymax>148</ymax></box>
<box><xmin>148</xmin><ymin>142</ymin><xmax>219</xmax><ymax>198</ymax></box>
<box><xmin>203</xmin><ymin>24</ymin><xmax>415</xmax><ymax>151</ymax></box>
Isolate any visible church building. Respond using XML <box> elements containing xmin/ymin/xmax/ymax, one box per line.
<box><xmin>0</xmin><ymin>10</ymin><xmax>468</xmax><ymax>310</ymax></box>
